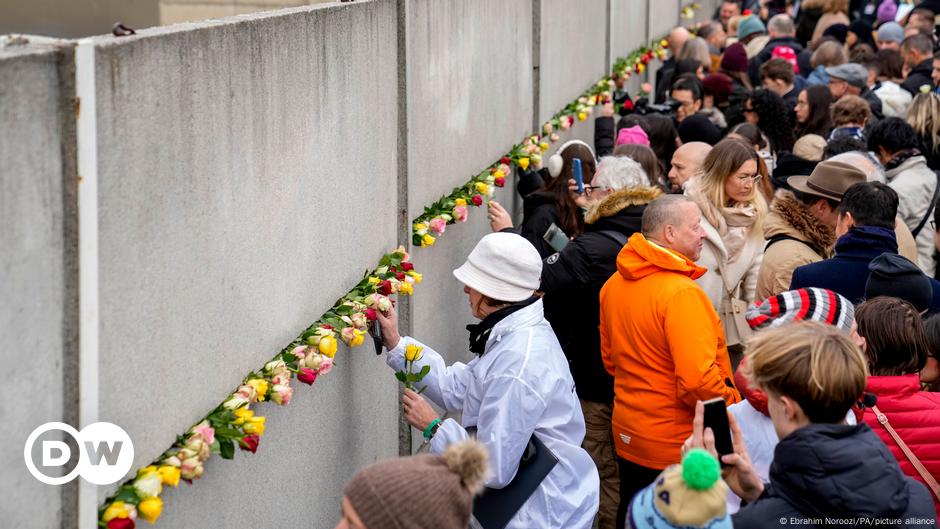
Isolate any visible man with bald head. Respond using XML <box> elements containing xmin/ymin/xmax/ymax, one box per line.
<box><xmin>600</xmin><ymin>194</ymin><xmax>739</xmax><ymax>528</ymax></box>
<box><xmin>667</xmin><ymin>142</ymin><xmax>711</xmax><ymax>193</ymax></box>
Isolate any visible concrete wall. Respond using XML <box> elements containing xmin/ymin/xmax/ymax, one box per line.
<box><xmin>0</xmin><ymin>42</ymin><xmax>77</xmax><ymax>529</ymax></box>
<box><xmin>0</xmin><ymin>1</ymin><xmax>719</xmax><ymax>528</ymax></box>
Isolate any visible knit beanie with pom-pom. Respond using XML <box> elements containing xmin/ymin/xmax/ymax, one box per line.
<box><xmin>343</xmin><ymin>439</ymin><xmax>489</xmax><ymax>529</ymax></box>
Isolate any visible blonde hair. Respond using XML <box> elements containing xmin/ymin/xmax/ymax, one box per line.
<box><xmin>906</xmin><ymin>92</ymin><xmax>940</xmax><ymax>155</ymax></box>
<box><xmin>678</xmin><ymin>37</ymin><xmax>712</xmax><ymax>70</ymax></box>
<box><xmin>824</xmin><ymin>0</ymin><xmax>848</xmax><ymax>14</ymax></box>
<box><xmin>691</xmin><ymin>138</ymin><xmax>768</xmax><ymax>231</ymax></box>
<box><xmin>742</xmin><ymin>322</ymin><xmax>868</xmax><ymax>423</ymax></box>
<box><xmin>811</xmin><ymin>40</ymin><xmax>847</xmax><ymax>68</ymax></box>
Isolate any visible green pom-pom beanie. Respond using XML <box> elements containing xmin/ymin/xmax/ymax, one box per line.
<box><xmin>681</xmin><ymin>448</ymin><xmax>721</xmax><ymax>491</ymax></box>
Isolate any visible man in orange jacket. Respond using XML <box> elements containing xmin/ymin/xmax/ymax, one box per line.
<box><xmin>599</xmin><ymin>195</ymin><xmax>740</xmax><ymax>528</ymax></box>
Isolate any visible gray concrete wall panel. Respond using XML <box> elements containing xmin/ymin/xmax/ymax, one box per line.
<box><xmin>538</xmin><ymin>0</ymin><xmax>607</xmax><ymax>124</ymax></box>
<box><xmin>610</xmin><ymin>0</ymin><xmax>648</xmax><ymax>62</ymax></box>
<box><xmin>649</xmin><ymin>0</ymin><xmax>680</xmax><ymax>43</ymax></box>
<box><xmin>0</xmin><ymin>43</ymin><xmax>72</xmax><ymax>529</ymax></box>
<box><xmin>405</xmin><ymin>0</ymin><xmax>534</xmax><ymax>220</ymax></box>
<box><xmin>87</xmin><ymin>1</ymin><xmax>400</xmax><ymax>509</ymax></box>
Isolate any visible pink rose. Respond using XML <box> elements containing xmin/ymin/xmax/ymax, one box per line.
<box><xmin>272</xmin><ymin>384</ymin><xmax>292</xmax><ymax>405</ymax></box>
<box><xmin>191</xmin><ymin>421</ymin><xmax>215</xmax><ymax>445</ymax></box>
<box><xmin>641</xmin><ymin>82</ymin><xmax>652</xmax><ymax>93</ymax></box>
<box><xmin>498</xmin><ymin>163</ymin><xmax>511</xmax><ymax>175</ymax></box>
<box><xmin>298</xmin><ymin>367</ymin><xmax>318</xmax><ymax>385</ymax></box>
<box><xmin>290</xmin><ymin>345</ymin><xmax>308</xmax><ymax>360</ymax></box>
<box><xmin>429</xmin><ymin>217</ymin><xmax>447</xmax><ymax>235</ymax></box>
<box><xmin>319</xmin><ymin>356</ymin><xmax>334</xmax><ymax>375</ymax></box>
<box><xmin>453</xmin><ymin>204</ymin><xmax>469</xmax><ymax>222</ymax></box>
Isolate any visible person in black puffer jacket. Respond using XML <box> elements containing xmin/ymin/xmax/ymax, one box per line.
<box><xmin>683</xmin><ymin>322</ymin><xmax>938</xmax><ymax>528</ymax></box>
<box><xmin>486</xmin><ymin>155</ymin><xmax>662</xmax><ymax>529</ymax></box>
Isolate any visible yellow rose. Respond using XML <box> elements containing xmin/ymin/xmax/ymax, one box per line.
<box><xmin>405</xmin><ymin>343</ymin><xmax>424</xmax><ymax>362</ymax></box>
<box><xmin>319</xmin><ymin>335</ymin><xmax>338</xmax><ymax>357</ymax></box>
<box><xmin>407</xmin><ymin>270</ymin><xmax>423</xmax><ymax>283</ymax></box>
<box><xmin>399</xmin><ymin>282</ymin><xmax>414</xmax><ymax>295</ymax></box>
<box><xmin>493</xmin><ymin>170</ymin><xmax>505</xmax><ymax>179</ymax></box>
<box><xmin>660</xmin><ymin>38</ymin><xmax>669</xmax><ymax>47</ymax></box>
<box><xmin>247</xmin><ymin>379</ymin><xmax>268</xmax><ymax>402</ymax></box>
<box><xmin>577</xmin><ymin>112</ymin><xmax>587</xmax><ymax>121</ymax></box>
<box><xmin>454</xmin><ymin>198</ymin><xmax>467</xmax><ymax>206</ymax></box>
<box><xmin>421</xmin><ymin>234</ymin><xmax>436</xmax><ymax>247</ymax></box>
<box><xmin>102</xmin><ymin>501</ymin><xmax>130</xmax><ymax>522</ymax></box>
<box><xmin>518</xmin><ymin>157</ymin><xmax>530</xmax><ymax>170</ymax></box>
<box><xmin>243</xmin><ymin>416</ymin><xmax>266</xmax><ymax>436</ymax></box>
<box><xmin>539</xmin><ymin>142</ymin><xmax>549</xmax><ymax>152</ymax></box>
<box><xmin>474</xmin><ymin>182</ymin><xmax>489</xmax><ymax>194</ymax></box>
<box><xmin>138</xmin><ymin>496</ymin><xmax>163</xmax><ymax>524</ymax></box>
<box><xmin>157</xmin><ymin>465</ymin><xmax>180</xmax><ymax>487</ymax></box>
<box><xmin>367</xmin><ymin>276</ymin><xmax>380</xmax><ymax>285</ymax></box>
<box><xmin>233</xmin><ymin>407</ymin><xmax>254</xmax><ymax>425</ymax></box>
<box><xmin>414</xmin><ymin>222</ymin><xmax>428</xmax><ymax>236</ymax></box>
<box><xmin>352</xmin><ymin>329</ymin><xmax>366</xmax><ymax>347</ymax></box>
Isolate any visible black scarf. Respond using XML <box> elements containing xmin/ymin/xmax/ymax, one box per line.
<box><xmin>466</xmin><ymin>296</ymin><xmax>540</xmax><ymax>356</ymax></box>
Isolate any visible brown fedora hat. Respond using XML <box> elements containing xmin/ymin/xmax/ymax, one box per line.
<box><xmin>787</xmin><ymin>160</ymin><xmax>867</xmax><ymax>201</ymax></box>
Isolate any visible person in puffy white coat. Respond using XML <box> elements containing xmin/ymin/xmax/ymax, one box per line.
<box><xmin>375</xmin><ymin>232</ymin><xmax>600</xmax><ymax>529</ymax></box>
<box><xmin>686</xmin><ymin>139</ymin><xmax>767</xmax><ymax>312</ymax></box>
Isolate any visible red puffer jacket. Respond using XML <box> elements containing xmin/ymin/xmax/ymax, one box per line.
<box><xmin>862</xmin><ymin>375</ymin><xmax>940</xmax><ymax>515</ymax></box>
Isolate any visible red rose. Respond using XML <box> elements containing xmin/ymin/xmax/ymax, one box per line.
<box><xmin>396</xmin><ymin>272</ymin><xmax>406</xmax><ymax>281</ymax></box>
<box><xmin>377</xmin><ymin>280</ymin><xmax>392</xmax><ymax>296</ymax></box>
<box><xmin>623</xmin><ymin>99</ymin><xmax>634</xmax><ymax>111</ymax></box>
<box><xmin>298</xmin><ymin>368</ymin><xmax>318</xmax><ymax>385</ymax></box>
<box><xmin>500</xmin><ymin>156</ymin><xmax>511</xmax><ymax>165</ymax></box>
<box><xmin>108</xmin><ymin>519</ymin><xmax>135</xmax><ymax>529</ymax></box>
<box><xmin>364</xmin><ymin>308</ymin><xmax>378</xmax><ymax>321</ymax></box>
<box><xmin>400</xmin><ymin>261</ymin><xmax>414</xmax><ymax>271</ymax></box>
<box><xmin>322</xmin><ymin>324</ymin><xmax>333</xmax><ymax>330</ymax></box>
<box><xmin>389</xmin><ymin>265</ymin><xmax>397</xmax><ymax>273</ymax></box>
<box><xmin>239</xmin><ymin>434</ymin><xmax>260</xmax><ymax>453</ymax></box>
<box><xmin>495</xmin><ymin>177</ymin><xmax>506</xmax><ymax>187</ymax></box>
<box><xmin>472</xmin><ymin>195</ymin><xmax>484</xmax><ymax>206</ymax></box>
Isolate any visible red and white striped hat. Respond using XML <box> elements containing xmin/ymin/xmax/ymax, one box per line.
<box><xmin>746</xmin><ymin>287</ymin><xmax>855</xmax><ymax>333</ymax></box>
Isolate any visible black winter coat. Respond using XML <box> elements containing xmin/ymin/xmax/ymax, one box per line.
<box><xmin>540</xmin><ymin>187</ymin><xmax>661</xmax><ymax>403</ymax></box>
<box><xmin>595</xmin><ymin>115</ymin><xmax>616</xmax><ymax>158</ymax></box>
<box><xmin>733</xmin><ymin>423</ymin><xmax>938</xmax><ymax>528</ymax></box>
<box><xmin>520</xmin><ymin>193</ymin><xmax>567</xmax><ymax>259</ymax></box>
<box><xmin>902</xmin><ymin>59</ymin><xmax>934</xmax><ymax>97</ymax></box>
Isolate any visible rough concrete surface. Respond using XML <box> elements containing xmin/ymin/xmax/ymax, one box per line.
<box><xmin>610</xmin><ymin>0</ymin><xmax>648</xmax><ymax>63</ymax></box>
<box><xmin>538</xmin><ymin>0</ymin><xmax>608</xmax><ymax>124</ymax></box>
<box><xmin>405</xmin><ymin>0</ymin><xmax>533</xmax><ymax>221</ymax></box>
<box><xmin>0</xmin><ymin>43</ymin><xmax>70</xmax><ymax>529</ymax></box>
<box><xmin>87</xmin><ymin>3</ymin><xmax>401</xmax><ymax>515</ymax></box>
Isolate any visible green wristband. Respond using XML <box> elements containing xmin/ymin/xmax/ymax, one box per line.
<box><xmin>423</xmin><ymin>418</ymin><xmax>442</xmax><ymax>440</ymax></box>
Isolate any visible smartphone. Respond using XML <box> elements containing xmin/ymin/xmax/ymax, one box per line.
<box><xmin>542</xmin><ymin>223</ymin><xmax>569</xmax><ymax>252</ymax></box>
<box><xmin>572</xmin><ymin>158</ymin><xmax>584</xmax><ymax>194</ymax></box>
<box><xmin>702</xmin><ymin>397</ymin><xmax>734</xmax><ymax>465</ymax></box>
<box><xmin>369</xmin><ymin>320</ymin><xmax>383</xmax><ymax>355</ymax></box>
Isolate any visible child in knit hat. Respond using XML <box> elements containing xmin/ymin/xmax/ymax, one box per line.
<box><xmin>626</xmin><ymin>448</ymin><xmax>732</xmax><ymax>529</ymax></box>
<box><xmin>336</xmin><ymin>440</ymin><xmax>488</xmax><ymax>529</ymax></box>
<box><xmin>725</xmin><ymin>288</ymin><xmax>858</xmax><ymax>513</ymax></box>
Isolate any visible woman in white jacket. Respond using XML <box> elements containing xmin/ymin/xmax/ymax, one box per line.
<box><xmin>375</xmin><ymin>232</ymin><xmax>600</xmax><ymax>529</ymax></box>
<box><xmin>687</xmin><ymin>138</ymin><xmax>767</xmax><ymax>320</ymax></box>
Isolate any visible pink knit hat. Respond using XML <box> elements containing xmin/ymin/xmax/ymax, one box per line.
<box><xmin>615</xmin><ymin>125</ymin><xmax>650</xmax><ymax>147</ymax></box>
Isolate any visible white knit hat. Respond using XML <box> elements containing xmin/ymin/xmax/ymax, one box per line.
<box><xmin>452</xmin><ymin>232</ymin><xmax>542</xmax><ymax>302</ymax></box>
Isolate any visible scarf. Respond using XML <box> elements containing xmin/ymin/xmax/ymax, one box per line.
<box><xmin>885</xmin><ymin>148</ymin><xmax>922</xmax><ymax>172</ymax></box>
<box><xmin>466</xmin><ymin>296</ymin><xmax>540</xmax><ymax>356</ymax></box>
<box><xmin>688</xmin><ymin>183</ymin><xmax>761</xmax><ymax>263</ymax></box>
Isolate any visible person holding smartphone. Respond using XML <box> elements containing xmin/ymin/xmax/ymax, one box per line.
<box><xmin>683</xmin><ymin>322</ymin><xmax>937</xmax><ymax>527</ymax></box>
<box><xmin>374</xmin><ymin>232</ymin><xmax>600</xmax><ymax>529</ymax></box>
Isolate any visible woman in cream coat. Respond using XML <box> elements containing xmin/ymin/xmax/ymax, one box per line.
<box><xmin>687</xmin><ymin>138</ymin><xmax>767</xmax><ymax>315</ymax></box>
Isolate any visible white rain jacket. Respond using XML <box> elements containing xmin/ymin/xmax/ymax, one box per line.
<box><xmin>386</xmin><ymin>299</ymin><xmax>599</xmax><ymax>529</ymax></box>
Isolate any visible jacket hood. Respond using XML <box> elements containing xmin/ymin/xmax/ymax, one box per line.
<box><xmin>885</xmin><ymin>154</ymin><xmax>929</xmax><ymax>179</ymax></box>
<box><xmin>764</xmin><ymin>190</ymin><xmax>835</xmax><ymax>253</ymax></box>
<box><xmin>734</xmin><ymin>358</ymin><xmax>769</xmax><ymax>416</ymax></box>
<box><xmin>771</xmin><ymin>423</ymin><xmax>915</xmax><ymax>517</ymax></box>
<box><xmin>616</xmin><ymin>232</ymin><xmax>706</xmax><ymax>281</ymax></box>
<box><xmin>584</xmin><ymin>186</ymin><xmax>663</xmax><ymax>225</ymax></box>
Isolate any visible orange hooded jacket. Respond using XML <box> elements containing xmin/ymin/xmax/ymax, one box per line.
<box><xmin>599</xmin><ymin>233</ymin><xmax>740</xmax><ymax>469</ymax></box>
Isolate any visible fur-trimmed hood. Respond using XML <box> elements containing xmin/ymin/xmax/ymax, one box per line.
<box><xmin>765</xmin><ymin>189</ymin><xmax>835</xmax><ymax>252</ymax></box>
<box><xmin>584</xmin><ymin>186</ymin><xmax>664</xmax><ymax>225</ymax></box>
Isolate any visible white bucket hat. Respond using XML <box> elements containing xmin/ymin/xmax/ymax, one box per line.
<box><xmin>452</xmin><ymin>232</ymin><xmax>542</xmax><ymax>302</ymax></box>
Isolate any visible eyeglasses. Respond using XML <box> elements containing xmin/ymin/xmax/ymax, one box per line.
<box><xmin>583</xmin><ymin>185</ymin><xmax>607</xmax><ymax>196</ymax></box>
<box><xmin>734</xmin><ymin>173</ymin><xmax>762</xmax><ymax>182</ymax></box>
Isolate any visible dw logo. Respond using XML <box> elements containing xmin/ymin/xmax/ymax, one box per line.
<box><xmin>23</xmin><ymin>422</ymin><xmax>134</xmax><ymax>485</ymax></box>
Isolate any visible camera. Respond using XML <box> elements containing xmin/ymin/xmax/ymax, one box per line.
<box><xmin>633</xmin><ymin>97</ymin><xmax>681</xmax><ymax>116</ymax></box>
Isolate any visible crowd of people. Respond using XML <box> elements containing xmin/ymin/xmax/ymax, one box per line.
<box><xmin>332</xmin><ymin>2</ymin><xmax>940</xmax><ymax>528</ymax></box>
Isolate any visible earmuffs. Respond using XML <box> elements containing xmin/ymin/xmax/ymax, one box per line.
<box><xmin>547</xmin><ymin>140</ymin><xmax>596</xmax><ymax>178</ymax></box>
